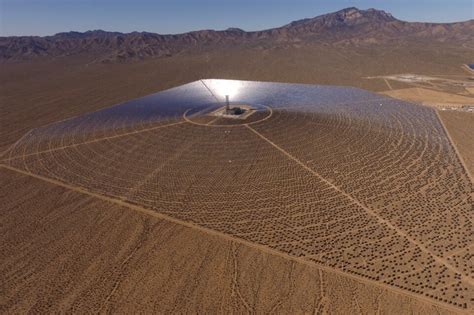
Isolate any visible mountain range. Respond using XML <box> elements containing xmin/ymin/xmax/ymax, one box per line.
<box><xmin>1</xmin><ymin>7</ymin><xmax>473</xmax><ymax>63</ymax></box>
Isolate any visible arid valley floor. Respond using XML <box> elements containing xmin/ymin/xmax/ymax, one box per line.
<box><xmin>1</xmin><ymin>8</ymin><xmax>474</xmax><ymax>314</ymax></box>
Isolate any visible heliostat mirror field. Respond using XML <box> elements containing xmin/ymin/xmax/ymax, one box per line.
<box><xmin>2</xmin><ymin>79</ymin><xmax>472</xmax><ymax>311</ymax></box>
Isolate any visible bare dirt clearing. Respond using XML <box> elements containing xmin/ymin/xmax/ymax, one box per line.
<box><xmin>382</xmin><ymin>87</ymin><xmax>474</xmax><ymax>108</ymax></box>
<box><xmin>438</xmin><ymin>111</ymin><xmax>474</xmax><ymax>178</ymax></box>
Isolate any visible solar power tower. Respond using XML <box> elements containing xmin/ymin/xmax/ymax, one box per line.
<box><xmin>225</xmin><ymin>95</ymin><xmax>230</xmax><ymax>114</ymax></box>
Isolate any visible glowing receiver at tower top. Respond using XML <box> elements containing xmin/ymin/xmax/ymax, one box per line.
<box><xmin>210</xmin><ymin>79</ymin><xmax>242</xmax><ymax>100</ymax></box>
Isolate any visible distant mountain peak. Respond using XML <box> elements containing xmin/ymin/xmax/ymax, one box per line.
<box><xmin>225</xmin><ymin>27</ymin><xmax>245</xmax><ymax>32</ymax></box>
<box><xmin>338</xmin><ymin>7</ymin><xmax>394</xmax><ymax>17</ymax></box>
<box><xmin>52</xmin><ymin>30</ymin><xmax>123</xmax><ymax>38</ymax></box>
<box><xmin>365</xmin><ymin>7</ymin><xmax>395</xmax><ymax>20</ymax></box>
<box><xmin>340</xmin><ymin>7</ymin><xmax>395</xmax><ymax>23</ymax></box>
<box><xmin>277</xmin><ymin>7</ymin><xmax>400</xmax><ymax>37</ymax></box>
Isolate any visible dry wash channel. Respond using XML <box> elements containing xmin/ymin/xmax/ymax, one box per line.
<box><xmin>1</xmin><ymin>79</ymin><xmax>473</xmax><ymax>312</ymax></box>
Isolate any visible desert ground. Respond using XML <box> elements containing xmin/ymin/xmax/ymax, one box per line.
<box><xmin>438</xmin><ymin>110</ymin><xmax>474</xmax><ymax>178</ymax></box>
<box><xmin>382</xmin><ymin>87</ymin><xmax>473</xmax><ymax>108</ymax></box>
<box><xmin>1</xmin><ymin>41</ymin><xmax>473</xmax><ymax>314</ymax></box>
<box><xmin>377</xmin><ymin>73</ymin><xmax>474</xmax><ymax>109</ymax></box>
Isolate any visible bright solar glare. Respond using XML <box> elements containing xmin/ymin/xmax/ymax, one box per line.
<box><xmin>209</xmin><ymin>79</ymin><xmax>242</xmax><ymax>100</ymax></box>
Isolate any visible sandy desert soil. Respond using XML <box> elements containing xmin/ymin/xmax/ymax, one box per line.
<box><xmin>0</xmin><ymin>167</ymin><xmax>465</xmax><ymax>314</ymax></box>
<box><xmin>466</xmin><ymin>87</ymin><xmax>474</xmax><ymax>94</ymax></box>
<box><xmin>438</xmin><ymin>111</ymin><xmax>474</xmax><ymax>178</ymax></box>
<box><xmin>382</xmin><ymin>87</ymin><xmax>474</xmax><ymax>108</ymax></box>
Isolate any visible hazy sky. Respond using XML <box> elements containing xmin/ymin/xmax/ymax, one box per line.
<box><xmin>1</xmin><ymin>0</ymin><xmax>473</xmax><ymax>36</ymax></box>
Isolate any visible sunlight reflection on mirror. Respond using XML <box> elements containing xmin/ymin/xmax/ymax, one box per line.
<box><xmin>207</xmin><ymin>79</ymin><xmax>242</xmax><ymax>101</ymax></box>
